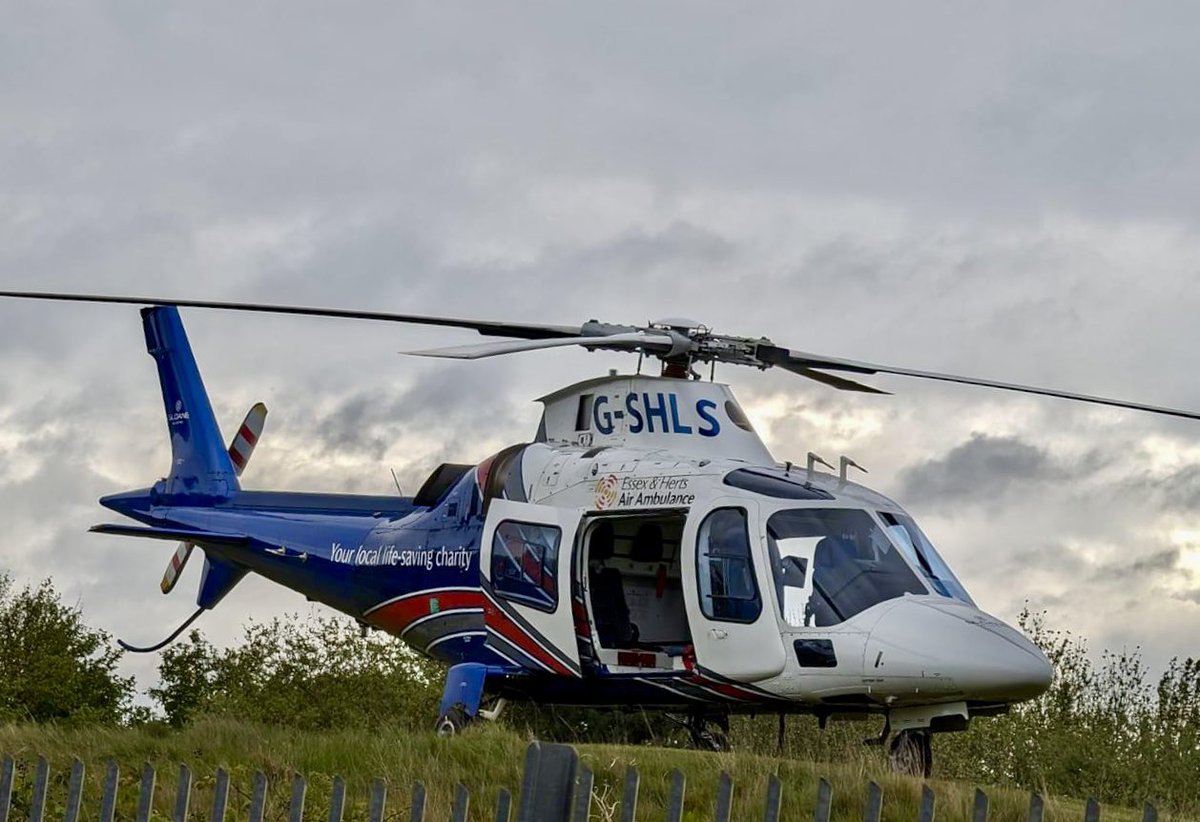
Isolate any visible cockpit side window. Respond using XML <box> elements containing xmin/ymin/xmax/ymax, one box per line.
<box><xmin>696</xmin><ymin>507</ymin><xmax>762</xmax><ymax>623</ymax></box>
<box><xmin>767</xmin><ymin>508</ymin><xmax>926</xmax><ymax>627</ymax></box>
<box><xmin>878</xmin><ymin>511</ymin><xmax>974</xmax><ymax>605</ymax></box>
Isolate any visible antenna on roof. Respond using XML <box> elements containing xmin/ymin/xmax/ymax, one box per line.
<box><xmin>807</xmin><ymin>452</ymin><xmax>833</xmax><ymax>482</ymax></box>
<box><xmin>839</xmin><ymin>456</ymin><xmax>868</xmax><ymax>485</ymax></box>
<box><xmin>390</xmin><ymin>468</ymin><xmax>404</xmax><ymax>496</ymax></box>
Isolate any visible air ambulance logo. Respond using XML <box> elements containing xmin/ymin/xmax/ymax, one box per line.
<box><xmin>595</xmin><ymin>474</ymin><xmax>619</xmax><ymax>509</ymax></box>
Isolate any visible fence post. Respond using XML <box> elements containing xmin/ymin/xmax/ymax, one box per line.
<box><xmin>327</xmin><ymin>776</ymin><xmax>346</xmax><ymax>822</ymax></box>
<box><xmin>1084</xmin><ymin>798</ymin><xmax>1100</xmax><ymax>822</ymax></box>
<box><xmin>1141</xmin><ymin>802</ymin><xmax>1157</xmax><ymax>822</ymax></box>
<box><xmin>0</xmin><ymin>755</ymin><xmax>13</xmax><ymax>822</ymax></box>
<box><xmin>863</xmin><ymin>781</ymin><xmax>883</xmax><ymax>822</ymax></box>
<box><xmin>515</xmin><ymin>742</ymin><xmax>541</xmax><ymax>822</ymax></box>
<box><xmin>620</xmin><ymin>765</ymin><xmax>639</xmax><ymax>822</ymax></box>
<box><xmin>570</xmin><ymin>762</ymin><xmax>593</xmax><ymax>822</ymax></box>
<box><xmin>762</xmin><ymin>774</ymin><xmax>782</xmax><ymax>822</ymax></box>
<box><xmin>451</xmin><ymin>784</ymin><xmax>469</xmax><ymax>822</ymax></box>
<box><xmin>211</xmin><ymin>768</ymin><xmax>230</xmax><ymax>822</ymax></box>
<box><xmin>135</xmin><ymin>763</ymin><xmax>156</xmax><ymax>822</ymax></box>
<box><xmin>813</xmin><ymin>778</ymin><xmax>832</xmax><ymax>822</ymax></box>
<box><xmin>917</xmin><ymin>784</ymin><xmax>935</xmax><ymax>822</ymax></box>
<box><xmin>1027</xmin><ymin>793</ymin><xmax>1044</xmax><ymax>822</ymax></box>
<box><xmin>99</xmin><ymin>761</ymin><xmax>119</xmax><ymax>822</ymax></box>
<box><xmin>714</xmin><ymin>771</ymin><xmax>734</xmax><ymax>822</ymax></box>
<box><xmin>64</xmin><ymin>759</ymin><xmax>85</xmax><ymax>822</ymax></box>
<box><xmin>288</xmin><ymin>774</ymin><xmax>306</xmax><ymax>822</ymax></box>
<box><xmin>29</xmin><ymin>756</ymin><xmax>49</xmax><ymax>822</ymax></box>
<box><xmin>972</xmin><ymin>788</ymin><xmax>988</xmax><ymax>822</ymax></box>
<box><xmin>408</xmin><ymin>782</ymin><xmax>424</xmax><ymax>822</ymax></box>
<box><xmin>516</xmin><ymin>742</ymin><xmax>576</xmax><ymax>822</ymax></box>
<box><xmin>249</xmin><ymin>771</ymin><xmax>268</xmax><ymax>822</ymax></box>
<box><xmin>174</xmin><ymin>764</ymin><xmax>192</xmax><ymax>822</ymax></box>
<box><xmin>665</xmin><ymin>769</ymin><xmax>685</xmax><ymax>822</ymax></box>
<box><xmin>494</xmin><ymin>788</ymin><xmax>511</xmax><ymax>822</ymax></box>
<box><xmin>368</xmin><ymin>779</ymin><xmax>387</xmax><ymax>822</ymax></box>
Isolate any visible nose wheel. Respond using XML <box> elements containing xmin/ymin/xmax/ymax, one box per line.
<box><xmin>888</xmin><ymin>730</ymin><xmax>933</xmax><ymax>777</ymax></box>
<box><xmin>435</xmin><ymin>705</ymin><xmax>470</xmax><ymax>737</ymax></box>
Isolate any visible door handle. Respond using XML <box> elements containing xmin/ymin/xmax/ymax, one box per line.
<box><xmin>709</xmin><ymin>628</ymin><xmax>728</xmax><ymax>640</ymax></box>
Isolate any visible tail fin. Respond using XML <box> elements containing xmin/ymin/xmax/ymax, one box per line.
<box><xmin>141</xmin><ymin>306</ymin><xmax>239</xmax><ymax>499</ymax></box>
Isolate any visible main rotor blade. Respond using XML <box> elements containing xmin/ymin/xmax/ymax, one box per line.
<box><xmin>404</xmin><ymin>331</ymin><xmax>674</xmax><ymax>360</ymax></box>
<box><xmin>778</xmin><ymin>348</ymin><xmax>1200</xmax><ymax>421</ymax></box>
<box><xmin>0</xmin><ymin>291</ymin><xmax>583</xmax><ymax>340</ymax></box>
<box><xmin>772</xmin><ymin>361</ymin><xmax>890</xmax><ymax>394</ymax></box>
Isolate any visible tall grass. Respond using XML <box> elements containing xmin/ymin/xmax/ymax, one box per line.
<box><xmin>0</xmin><ymin>720</ymin><xmax>1168</xmax><ymax>821</ymax></box>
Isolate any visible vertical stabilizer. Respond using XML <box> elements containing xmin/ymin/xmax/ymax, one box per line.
<box><xmin>197</xmin><ymin>555</ymin><xmax>248</xmax><ymax>609</ymax></box>
<box><xmin>141</xmin><ymin>306</ymin><xmax>239</xmax><ymax>499</ymax></box>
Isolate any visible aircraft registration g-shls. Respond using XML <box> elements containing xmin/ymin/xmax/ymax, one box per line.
<box><xmin>5</xmin><ymin>291</ymin><xmax>1199</xmax><ymax>777</ymax></box>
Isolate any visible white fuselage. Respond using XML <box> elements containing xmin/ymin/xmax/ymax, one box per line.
<box><xmin>500</xmin><ymin>374</ymin><xmax>1053</xmax><ymax>723</ymax></box>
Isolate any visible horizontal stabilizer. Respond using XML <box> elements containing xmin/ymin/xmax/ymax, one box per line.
<box><xmin>91</xmin><ymin>524</ymin><xmax>255</xmax><ymax>610</ymax></box>
<box><xmin>90</xmin><ymin>524</ymin><xmax>251</xmax><ymax>547</ymax></box>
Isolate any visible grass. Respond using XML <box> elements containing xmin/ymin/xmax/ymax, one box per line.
<box><xmin>0</xmin><ymin>719</ymin><xmax>1173</xmax><ymax>821</ymax></box>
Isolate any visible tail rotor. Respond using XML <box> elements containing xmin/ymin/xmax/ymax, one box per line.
<box><xmin>158</xmin><ymin>402</ymin><xmax>267</xmax><ymax>595</ymax></box>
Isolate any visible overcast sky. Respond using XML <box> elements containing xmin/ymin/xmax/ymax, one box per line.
<box><xmin>3</xmin><ymin>2</ymin><xmax>1200</xmax><ymax>696</ymax></box>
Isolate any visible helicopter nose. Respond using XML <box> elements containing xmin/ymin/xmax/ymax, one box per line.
<box><xmin>865</xmin><ymin>598</ymin><xmax>1053</xmax><ymax>703</ymax></box>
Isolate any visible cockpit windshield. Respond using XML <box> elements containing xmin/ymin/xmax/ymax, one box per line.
<box><xmin>877</xmin><ymin>511</ymin><xmax>974</xmax><ymax>605</ymax></box>
<box><xmin>766</xmin><ymin>508</ymin><xmax>926</xmax><ymax>628</ymax></box>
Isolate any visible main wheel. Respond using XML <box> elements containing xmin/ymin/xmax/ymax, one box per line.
<box><xmin>888</xmin><ymin>730</ymin><xmax>932</xmax><ymax>777</ymax></box>
<box><xmin>686</xmin><ymin>713</ymin><xmax>731</xmax><ymax>752</ymax></box>
<box><xmin>691</xmin><ymin>726</ymin><xmax>730</xmax><ymax>752</ymax></box>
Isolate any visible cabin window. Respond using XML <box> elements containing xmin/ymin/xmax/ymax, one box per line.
<box><xmin>696</xmin><ymin>507</ymin><xmax>762</xmax><ymax>623</ymax></box>
<box><xmin>491</xmin><ymin>520</ymin><xmax>561</xmax><ymax>612</ymax></box>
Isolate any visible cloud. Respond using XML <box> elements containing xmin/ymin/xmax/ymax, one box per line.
<box><xmin>898</xmin><ymin>434</ymin><xmax>1066</xmax><ymax>508</ymax></box>
<box><xmin>4</xmin><ymin>0</ymin><xmax>1200</xmax><ymax>693</ymax></box>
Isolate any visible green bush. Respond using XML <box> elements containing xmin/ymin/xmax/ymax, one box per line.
<box><xmin>935</xmin><ymin>608</ymin><xmax>1200</xmax><ymax>812</ymax></box>
<box><xmin>0</xmin><ymin>573</ymin><xmax>133</xmax><ymax>724</ymax></box>
<box><xmin>150</xmin><ymin>613</ymin><xmax>443</xmax><ymax>730</ymax></box>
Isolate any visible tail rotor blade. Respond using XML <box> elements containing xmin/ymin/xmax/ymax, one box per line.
<box><xmin>228</xmin><ymin>402</ymin><xmax>268</xmax><ymax>476</ymax></box>
<box><xmin>160</xmin><ymin>402</ymin><xmax>266</xmax><ymax>595</ymax></box>
<box><xmin>160</xmin><ymin>542</ymin><xmax>194</xmax><ymax>594</ymax></box>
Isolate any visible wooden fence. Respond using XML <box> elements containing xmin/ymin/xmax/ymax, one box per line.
<box><xmin>0</xmin><ymin>743</ymin><xmax>1163</xmax><ymax>822</ymax></box>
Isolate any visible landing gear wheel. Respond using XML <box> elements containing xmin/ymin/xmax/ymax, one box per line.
<box><xmin>888</xmin><ymin>730</ymin><xmax>933</xmax><ymax>778</ymax></box>
<box><xmin>436</xmin><ymin>706</ymin><xmax>470</xmax><ymax>737</ymax></box>
<box><xmin>686</xmin><ymin>712</ymin><xmax>731</xmax><ymax>752</ymax></box>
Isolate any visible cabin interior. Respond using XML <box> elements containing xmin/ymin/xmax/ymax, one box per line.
<box><xmin>581</xmin><ymin>512</ymin><xmax>692</xmax><ymax>670</ymax></box>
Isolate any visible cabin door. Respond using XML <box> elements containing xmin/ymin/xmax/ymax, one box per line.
<box><xmin>681</xmin><ymin>498</ymin><xmax>788</xmax><ymax>682</ymax></box>
<box><xmin>480</xmin><ymin>499</ymin><xmax>584</xmax><ymax>677</ymax></box>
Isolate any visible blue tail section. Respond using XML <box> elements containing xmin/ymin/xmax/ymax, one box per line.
<box><xmin>141</xmin><ymin>306</ymin><xmax>239</xmax><ymax>499</ymax></box>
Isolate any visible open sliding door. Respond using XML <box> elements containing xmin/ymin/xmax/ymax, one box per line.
<box><xmin>480</xmin><ymin>499</ymin><xmax>584</xmax><ymax>677</ymax></box>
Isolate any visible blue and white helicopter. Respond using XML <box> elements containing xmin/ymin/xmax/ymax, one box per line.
<box><xmin>5</xmin><ymin>291</ymin><xmax>1198</xmax><ymax>776</ymax></box>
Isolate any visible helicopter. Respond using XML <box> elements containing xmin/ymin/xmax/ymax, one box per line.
<box><xmin>4</xmin><ymin>290</ymin><xmax>1199</xmax><ymax>777</ymax></box>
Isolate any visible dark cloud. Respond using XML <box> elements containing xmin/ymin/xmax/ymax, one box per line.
<box><xmin>1128</xmin><ymin>548</ymin><xmax>1181</xmax><ymax>575</ymax></box>
<box><xmin>1134</xmin><ymin>464</ymin><xmax>1200</xmax><ymax>514</ymax></box>
<box><xmin>307</xmin><ymin>364</ymin><xmax>526</xmax><ymax>460</ymax></box>
<box><xmin>898</xmin><ymin>433</ymin><xmax>1066</xmax><ymax>507</ymax></box>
